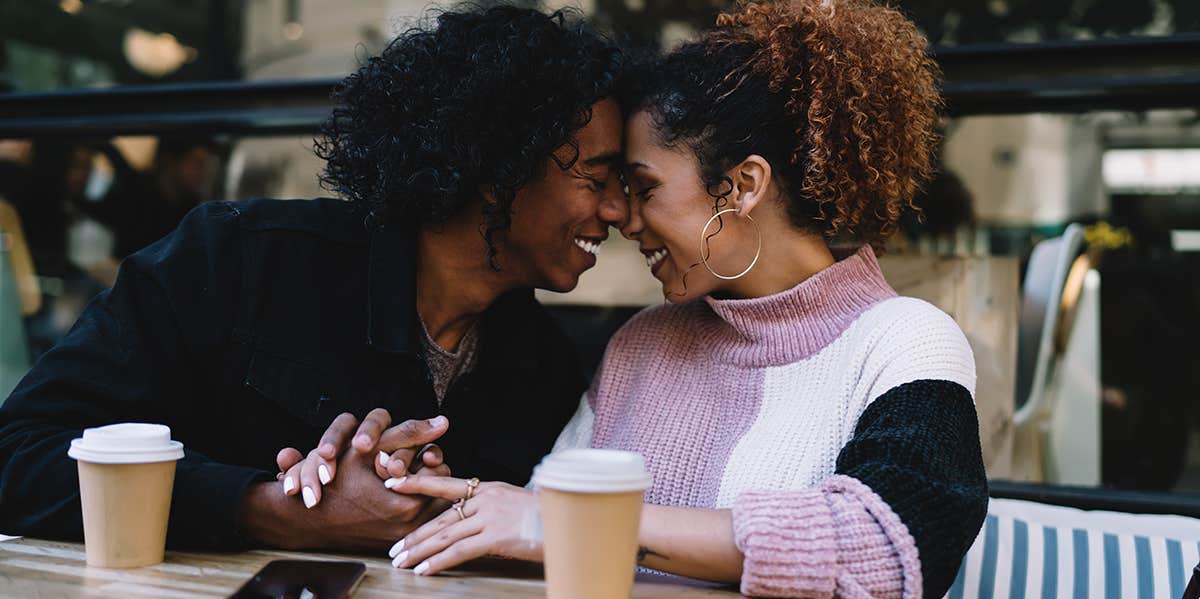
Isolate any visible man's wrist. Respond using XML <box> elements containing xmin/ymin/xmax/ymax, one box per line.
<box><xmin>237</xmin><ymin>481</ymin><xmax>315</xmax><ymax>549</ymax></box>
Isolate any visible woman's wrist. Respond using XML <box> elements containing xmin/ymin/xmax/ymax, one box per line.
<box><xmin>635</xmin><ymin>504</ymin><xmax>743</xmax><ymax>583</ymax></box>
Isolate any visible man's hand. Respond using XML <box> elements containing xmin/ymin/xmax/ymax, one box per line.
<box><xmin>238</xmin><ymin>446</ymin><xmax>452</xmax><ymax>551</ymax></box>
<box><xmin>275</xmin><ymin>410</ymin><xmax>450</xmax><ymax>508</ymax></box>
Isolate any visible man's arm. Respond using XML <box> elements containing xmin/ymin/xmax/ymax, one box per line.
<box><xmin>0</xmin><ymin>202</ymin><xmax>272</xmax><ymax>549</ymax></box>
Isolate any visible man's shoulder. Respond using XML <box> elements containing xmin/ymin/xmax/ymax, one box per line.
<box><xmin>225</xmin><ymin>197</ymin><xmax>369</xmax><ymax>247</ymax></box>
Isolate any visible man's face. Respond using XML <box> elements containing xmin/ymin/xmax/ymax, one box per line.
<box><xmin>496</xmin><ymin>98</ymin><xmax>627</xmax><ymax>292</ymax></box>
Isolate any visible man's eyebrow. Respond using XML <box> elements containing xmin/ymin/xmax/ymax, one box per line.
<box><xmin>581</xmin><ymin>150</ymin><xmax>623</xmax><ymax>168</ymax></box>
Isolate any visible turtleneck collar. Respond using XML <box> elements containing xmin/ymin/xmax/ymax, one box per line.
<box><xmin>701</xmin><ymin>245</ymin><xmax>897</xmax><ymax>366</ymax></box>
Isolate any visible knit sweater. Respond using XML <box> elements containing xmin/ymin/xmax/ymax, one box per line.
<box><xmin>550</xmin><ymin>245</ymin><xmax>988</xmax><ymax>598</ymax></box>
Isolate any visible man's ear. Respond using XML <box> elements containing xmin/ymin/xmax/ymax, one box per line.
<box><xmin>728</xmin><ymin>155</ymin><xmax>772</xmax><ymax>217</ymax></box>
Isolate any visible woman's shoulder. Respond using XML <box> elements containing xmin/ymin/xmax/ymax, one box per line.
<box><xmin>856</xmin><ymin>295</ymin><xmax>967</xmax><ymax>342</ymax></box>
<box><xmin>852</xmin><ymin>295</ymin><xmax>976</xmax><ymax>398</ymax></box>
<box><xmin>608</xmin><ymin>300</ymin><xmax>706</xmax><ymax>352</ymax></box>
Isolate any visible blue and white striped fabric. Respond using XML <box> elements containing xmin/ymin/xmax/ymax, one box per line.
<box><xmin>944</xmin><ymin>498</ymin><xmax>1200</xmax><ymax>599</ymax></box>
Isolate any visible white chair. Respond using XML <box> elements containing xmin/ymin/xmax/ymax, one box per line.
<box><xmin>1012</xmin><ymin>224</ymin><xmax>1102</xmax><ymax>485</ymax></box>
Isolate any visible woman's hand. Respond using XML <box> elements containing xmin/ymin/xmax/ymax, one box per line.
<box><xmin>384</xmin><ymin>476</ymin><xmax>543</xmax><ymax>575</ymax></box>
<box><xmin>275</xmin><ymin>410</ymin><xmax>450</xmax><ymax>508</ymax></box>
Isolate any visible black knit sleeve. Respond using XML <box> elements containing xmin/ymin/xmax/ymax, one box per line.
<box><xmin>834</xmin><ymin>379</ymin><xmax>988</xmax><ymax>598</ymax></box>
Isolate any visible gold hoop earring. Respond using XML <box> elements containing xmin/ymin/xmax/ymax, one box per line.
<box><xmin>699</xmin><ymin>208</ymin><xmax>762</xmax><ymax>280</ymax></box>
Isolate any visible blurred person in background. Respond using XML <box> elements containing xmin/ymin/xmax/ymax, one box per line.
<box><xmin>87</xmin><ymin>136</ymin><xmax>220</xmax><ymax>260</ymax></box>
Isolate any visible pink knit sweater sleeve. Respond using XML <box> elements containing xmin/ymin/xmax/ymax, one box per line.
<box><xmin>731</xmin><ymin>475</ymin><xmax>922</xmax><ymax>598</ymax></box>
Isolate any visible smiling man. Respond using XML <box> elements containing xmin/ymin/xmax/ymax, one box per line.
<box><xmin>0</xmin><ymin>6</ymin><xmax>626</xmax><ymax>552</ymax></box>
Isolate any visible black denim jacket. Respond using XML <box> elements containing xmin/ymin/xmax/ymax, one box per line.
<box><xmin>0</xmin><ymin>198</ymin><xmax>586</xmax><ymax>549</ymax></box>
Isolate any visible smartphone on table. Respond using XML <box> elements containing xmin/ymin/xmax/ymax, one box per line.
<box><xmin>229</xmin><ymin>559</ymin><xmax>366</xmax><ymax>599</ymax></box>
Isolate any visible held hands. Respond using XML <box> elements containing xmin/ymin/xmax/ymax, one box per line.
<box><xmin>237</xmin><ymin>437</ymin><xmax>452</xmax><ymax>551</ymax></box>
<box><xmin>275</xmin><ymin>409</ymin><xmax>451</xmax><ymax>509</ymax></box>
<box><xmin>267</xmin><ymin>409</ymin><xmax>540</xmax><ymax>570</ymax></box>
<box><xmin>384</xmin><ymin>476</ymin><xmax>542</xmax><ymax>576</ymax></box>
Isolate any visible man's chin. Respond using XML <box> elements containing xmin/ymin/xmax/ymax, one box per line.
<box><xmin>540</xmin><ymin>271</ymin><xmax>584</xmax><ymax>294</ymax></box>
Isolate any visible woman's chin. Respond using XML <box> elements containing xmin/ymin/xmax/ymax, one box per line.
<box><xmin>657</xmin><ymin>274</ymin><xmax>700</xmax><ymax>303</ymax></box>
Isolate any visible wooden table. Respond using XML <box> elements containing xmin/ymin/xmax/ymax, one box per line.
<box><xmin>0</xmin><ymin>538</ymin><xmax>743</xmax><ymax>598</ymax></box>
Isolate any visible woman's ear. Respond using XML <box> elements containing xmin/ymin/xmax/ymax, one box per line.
<box><xmin>728</xmin><ymin>155</ymin><xmax>772</xmax><ymax>217</ymax></box>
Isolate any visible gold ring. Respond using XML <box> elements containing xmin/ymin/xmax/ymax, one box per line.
<box><xmin>454</xmin><ymin>500</ymin><xmax>467</xmax><ymax>521</ymax></box>
<box><xmin>465</xmin><ymin>477</ymin><xmax>480</xmax><ymax>500</ymax></box>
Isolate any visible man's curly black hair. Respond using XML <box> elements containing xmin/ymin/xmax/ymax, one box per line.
<box><xmin>314</xmin><ymin>4</ymin><xmax>623</xmax><ymax>268</ymax></box>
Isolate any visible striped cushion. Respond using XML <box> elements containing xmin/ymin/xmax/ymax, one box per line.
<box><xmin>944</xmin><ymin>498</ymin><xmax>1200</xmax><ymax>599</ymax></box>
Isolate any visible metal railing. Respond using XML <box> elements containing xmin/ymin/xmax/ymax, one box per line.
<box><xmin>1</xmin><ymin>34</ymin><xmax>1199</xmax><ymax>137</ymax></box>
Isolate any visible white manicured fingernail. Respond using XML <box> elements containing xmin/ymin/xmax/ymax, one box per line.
<box><xmin>379</xmin><ymin>451</ymin><xmax>390</xmax><ymax>467</ymax></box>
<box><xmin>282</xmin><ymin>476</ymin><xmax>296</xmax><ymax>494</ymax></box>
<box><xmin>388</xmin><ymin>538</ymin><xmax>405</xmax><ymax>558</ymax></box>
<box><xmin>384</xmin><ymin>476</ymin><xmax>407</xmax><ymax>489</ymax></box>
<box><xmin>318</xmin><ymin>464</ymin><xmax>332</xmax><ymax>485</ymax></box>
<box><xmin>302</xmin><ymin>487</ymin><xmax>316</xmax><ymax>509</ymax></box>
<box><xmin>413</xmin><ymin>561</ymin><xmax>429</xmax><ymax>575</ymax></box>
<box><xmin>391</xmin><ymin>550</ymin><xmax>408</xmax><ymax>568</ymax></box>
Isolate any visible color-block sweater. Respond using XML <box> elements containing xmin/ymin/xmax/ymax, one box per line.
<box><xmin>550</xmin><ymin>245</ymin><xmax>989</xmax><ymax>598</ymax></box>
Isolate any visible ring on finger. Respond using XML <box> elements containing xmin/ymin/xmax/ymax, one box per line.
<box><xmin>465</xmin><ymin>477</ymin><xmax>480</xmax><ymax>501</ymax></box>
<box><xmin>453</xmin><ymin>499</ymin><xmax>468</xmax><ymax>521</ymax></box>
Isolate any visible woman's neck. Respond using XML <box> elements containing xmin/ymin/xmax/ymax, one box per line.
<box><xmin>720</xmin><ymin>224</ymin><xmax>835</xmax><ymax>300</ymax></box>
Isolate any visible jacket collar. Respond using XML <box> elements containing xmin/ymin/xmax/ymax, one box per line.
<box><xmin>365</xmin><ymin>223</ymin><xmax>541</xmax><ymax>375</ymax></box>
<box><xmin>366</xmin><ymin>223</ymin><xmax>418</xmax><ymax>354</ymax></box>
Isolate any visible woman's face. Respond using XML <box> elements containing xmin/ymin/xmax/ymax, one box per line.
<box><xmin>621</xmin><ymin>110</ymin><xmax>761</xmax><ymax>302</ymax></box>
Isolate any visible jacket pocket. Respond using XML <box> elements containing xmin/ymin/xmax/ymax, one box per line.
<box><xmin>242</xmin><ymin>350</ymin><xmax>349</xmax><ymax>428</ymax></box>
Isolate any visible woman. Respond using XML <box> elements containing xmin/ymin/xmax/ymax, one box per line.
<box><xmin>303</xmin><ymin>0</ymin><xmax>987</xmax><ymax>594</ymax></box>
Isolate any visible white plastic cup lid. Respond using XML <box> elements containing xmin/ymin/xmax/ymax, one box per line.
<box><xmin>67</xmin><ymin>423</ymin><xmax>185</xmax><ymax>464</ymax></box>
<box><xmin>531</xmin><ymin>449</ymin><xmax>652</xmax><ymax>494</ymax></box>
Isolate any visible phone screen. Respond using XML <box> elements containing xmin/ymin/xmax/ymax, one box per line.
<box><xmin>229</xmin><ymin>559</ymin><xmax>366</xmax><ymax>599</ymax></box>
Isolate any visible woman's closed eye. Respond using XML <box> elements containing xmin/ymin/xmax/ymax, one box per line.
<box><xmin>632</xmin><ymin>184</ymin><xmax>658</xmax><ymax>202</ymax></box>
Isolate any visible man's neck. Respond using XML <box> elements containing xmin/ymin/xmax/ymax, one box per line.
<box><xmin>414</xmin><ymin>221</ymin><xmax>521</xmax><ymax>352</ymax></box>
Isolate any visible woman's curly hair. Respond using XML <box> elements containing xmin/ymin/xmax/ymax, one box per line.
<box><xmin>314</xmin><ymin>4</ymin><xmax>622</xmax><ymax>266</ymax></box>
<box><xmin>623</xmin><ymin>0</ymin><xmax>942</xmax><ymax>247</ymax></box>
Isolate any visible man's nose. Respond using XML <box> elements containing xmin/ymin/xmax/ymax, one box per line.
<box><xmin>597</xmin><ymin>182</ymin><xmax>629</xmax><ymax>229</ymax></box>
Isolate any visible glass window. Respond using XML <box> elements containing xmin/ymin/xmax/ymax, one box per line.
<box><xmin>590</xmin><ymin>0</ymin><xmax>1200</xmax><ymax>48</ymax></box>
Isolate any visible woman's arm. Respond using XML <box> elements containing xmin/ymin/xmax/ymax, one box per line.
<box><xmin>635</xmin><ymin>504</ymin><xmax>742</xmax><ymax>583</ymax></box>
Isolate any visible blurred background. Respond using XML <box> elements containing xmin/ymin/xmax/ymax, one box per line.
<box><xmin>1</xmin><ymin>0</ymin><xmax>1198</xmax><ymax>499</ymax></box>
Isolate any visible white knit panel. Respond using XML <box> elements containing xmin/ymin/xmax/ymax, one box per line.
<box><xmin>854</xmin><ymin>297</ymin><xmax>976</xmax><ymax>403</ymax></box>
<box><xmin>714</xmin><ymin>297</ymin><xmax>977</xmax><ymax>508</ymax></box>
<box><xmin>548</xmin><ymin>393</ymin><xmax>595</xmax><ymax>454</ymax></box>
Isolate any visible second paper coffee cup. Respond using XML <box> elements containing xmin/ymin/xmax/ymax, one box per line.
<box><xmin>532</xmin><ymin>449</ymin><xmax>652</xmax><ymax>599</ymax></box>
<box><xmin>68</xmin><ymin>423</ymin><xmax>184</xmax><ymax>568</ymax></box>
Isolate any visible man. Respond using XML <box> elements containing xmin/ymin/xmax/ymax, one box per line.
<box><xmin>0</xmin><ymin>6</ymin><xmax>626</xmax><ymax>552</ymax></box>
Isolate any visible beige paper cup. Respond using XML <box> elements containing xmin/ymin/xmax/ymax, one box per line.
<box><xmin>532</xmin><ymin>449</ymin><xmax>652</xmax><ymax>599</ymax></box>
<box><xmin>68</xmin><ymin>423</ymin><xmax>184</xmax><ymax>568</ymax></box>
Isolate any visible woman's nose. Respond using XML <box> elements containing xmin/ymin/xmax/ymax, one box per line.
<box><xmin>619</xmin><ymin>192</ymin><xmax>644</xmax><ymax>241</ymax></box>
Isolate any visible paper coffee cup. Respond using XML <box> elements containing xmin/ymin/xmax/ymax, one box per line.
<box><xmin>532</xmin><ymin>449</ymin><xmax>652</xmax><ymax>599</ymax></box>
<box><xmin>68</xmin><ymin>423</ymin><xmax>184</xmax><ymax>568</ymax></box>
